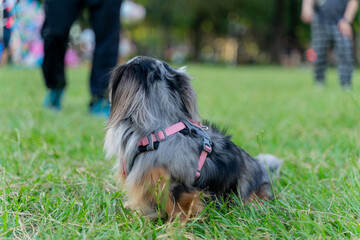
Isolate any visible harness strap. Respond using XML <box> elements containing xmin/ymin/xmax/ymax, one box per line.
<box><xmin>138</xmin><ymin>122</ymin><xmax>187</xmax><ymax>147</ymax></box>
<box><xmin>196</xmin><ymin>137</ymin><xmax>212</xmax><ymax>177</ymax></box>
<box><xmin>124</xmin><ymin>120</ymin><xmax>212</xmax><ymax>178</ymax></box>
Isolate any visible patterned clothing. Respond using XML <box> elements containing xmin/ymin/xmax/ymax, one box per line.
<box><xmin>311</xmin><ymin>12</ymin><xmax>355</xmax><ymax>86</ymax></box>
<box><xmin>315</xmin><ymin>0</ymin><xmax>351</xmax><ymax>24</ymax></box>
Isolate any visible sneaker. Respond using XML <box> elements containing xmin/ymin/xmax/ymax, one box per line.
<box><xmin>43</xmin><ymin>88</ymin><xmax>64</xmax><ymax>111</ymax></box>
<box><xmin>89</xmin><ymin>98</ymin><xmax>110</xmax><ymax>118</ymax></box>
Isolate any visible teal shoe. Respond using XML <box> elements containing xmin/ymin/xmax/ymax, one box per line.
<box><xmin>89</xmin><ymin>98</ymin><xmax>110</xmax><ymax>118</ymax></box>
<box><xmin>43</xmin><ymin>88</ymin><xmax>64</xmax><ymax>111</ymax></box>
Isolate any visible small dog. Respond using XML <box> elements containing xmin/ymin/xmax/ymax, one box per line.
<box><xmin>104</xmin><ymin>56</ymin><xmax>282</xmax><ymax>220</ymax></box>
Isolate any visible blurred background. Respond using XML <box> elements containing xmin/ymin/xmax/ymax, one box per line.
<box><xmin>1</xmin><ymin>0</ymin><xmax>359</xmax><ymax>68</ymax></box>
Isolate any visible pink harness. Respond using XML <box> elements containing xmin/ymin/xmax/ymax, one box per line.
<box><xmin>122</xmin><ymin>120</ymin><xmax>212</xmax><ymax>178</ymax></box>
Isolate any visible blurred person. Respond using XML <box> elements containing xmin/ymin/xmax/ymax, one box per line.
<box><xmin>10</xmin><ymin>0</ymin><xmax>44</xmax><ymax>67</ymax></box>
<box><xmin>41</xmin><ymin>0</ymin><xmax>123</xmax><ymax>117</ymax></box>
<box><xmin>301</xmin><ymin>0</ymin><xmax>359</xmax><ymax>89</ymax></box>
<box><xmin>1</xmin><ymin>0</ymin><xmax>16</xmax><ymax>65</ymax></box>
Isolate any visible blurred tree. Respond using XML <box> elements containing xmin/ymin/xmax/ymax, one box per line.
<box><xmin>115</xmin><ymin>0</ymin><xmax>359</xmax><ymax>64</ymax></box>
<box><xmin>272</xmin><ymin>0</ymin><xmax>285</xmax><ymax>63</ymax></box>
<box><xmin>36</xmin><ymin>0</ymin><xmax>334</xmax><ymax>64</ymax></box>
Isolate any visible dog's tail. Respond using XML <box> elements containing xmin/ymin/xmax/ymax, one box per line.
<box><xmin>256</xmin><ymin>154</ymin><xmax>283</xmax><ymax>177</ymax></box>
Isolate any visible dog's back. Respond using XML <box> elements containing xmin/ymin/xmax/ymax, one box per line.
<box><xmin>192</xmin><ymin>125</ymin><xmax>282</xmax><ymax>202</ymax></box>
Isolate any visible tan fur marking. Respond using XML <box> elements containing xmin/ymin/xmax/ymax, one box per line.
<box><xmin>125</xmin><ymin>167</ymin><xmax>171</xmax><ymax>217</ymax></box>
<box><xmin>247</xmin><ymin>188</ymin><xmax>271</xmax><ymax>203</ymax></box>
<box><xmin>116</xmin><ymin>171</ymin><xmax>126</xmax><ymax>184</ymax></box>
<box><xmin>256</xmin><ymin>189</ymin><xmax>270</xmax><ymax>201</ymax></box>
<box><xmin>246</xmin><ymin>191</ymin><xmax>257</xmax><ymax>202</ymax></box>
<box><xmin>124</xmin><ymin>167</ymin><xmax>204</xmax><ymax>220</ymax></box>
<box><xmin>166</xmin><ymin>191</ymin><xmax>204</xmax><ymax>221</ymax></box>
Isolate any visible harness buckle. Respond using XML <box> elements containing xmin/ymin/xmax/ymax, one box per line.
<box><xmin>154</xmin><ymin>129</ymin><xmax>167</xmax><ymax>142</ymax></box>
<box><xmin>146</xmin><ymin>134</ymin><xmax>155</xmax><ymax>151</ymax></box>
<box><xmin>183</xmin><ymin>119</ymin><xmax>202</xmax><ymax>134</ymax></box>
<box><xmin>203</xmin><ymin>138</ymin><xmax>212</xmax><ymax>153</ymax></box>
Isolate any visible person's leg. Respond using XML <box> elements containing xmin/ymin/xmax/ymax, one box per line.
<box><xmin>41</xmin><ymin>0</ymin><xmax>82</xmax><ymax>109</ymax></box>
<box><xmin>88</xmin><ymin>0</ymin><xmax>122</xmax><ymax>116</ymax></box>
<box><xmin>1</xmin><ymin>27</ymin><xmax>11</xmax><ymax>65</ymax></box>
<box><xmin>332</xmin><ymin>25</ymin><xmax>354</xmax><ymax>88</ymax></box>
<box><xmin>311</xmin><ymin>18</ymin><xmax>331</xmax><ymax>85</ymax></box>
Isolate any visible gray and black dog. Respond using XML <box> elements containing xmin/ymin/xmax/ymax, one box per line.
<box><xmin>104</xmin><ymin>56</ymin><xmax>282</xmax><ymax>220</ymax></box>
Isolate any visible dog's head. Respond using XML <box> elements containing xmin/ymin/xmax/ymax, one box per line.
<box><xmin>108</xmin><ymin>56</ymin><xmax>199</xmax><ymax>128</ymax></box>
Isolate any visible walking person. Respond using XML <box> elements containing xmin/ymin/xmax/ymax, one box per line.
<box><xmin>1</xmin><ymin>0</ymin><xmax>16</xmax><ymax>65</ymax></box>
<box><xmin>41</xmin><ymin>0</ymin><xmax>123</xmax><ymax>117</ymax></box>
<box><xmin>301</xmin><ymin>0</ymin><xmax>359</xmax><ymax>89</ymax></box>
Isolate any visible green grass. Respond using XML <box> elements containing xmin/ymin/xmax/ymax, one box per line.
<box><xmin>1</xmin><ymin>64</ymin><xmax>360</xmax><ymax>239</ymax></box>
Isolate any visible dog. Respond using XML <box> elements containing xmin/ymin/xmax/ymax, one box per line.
<box><xmin>104</xmin><ymin>56</ymin><xmax>282</xmax><ymax>220</ymax></box>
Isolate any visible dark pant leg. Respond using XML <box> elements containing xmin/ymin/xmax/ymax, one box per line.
<box><xmin>41</xmin><ymin>0</ymin><xmax>82</xmax><ymax>89</ymax></box>
<box><xmin>3</xmin><ymin>27</ymin><xmax>11</xmax><ymax>49</ymax></box>
<box><xmin>88</xmin><ymin>0</ymin><xmax>122</xmax><ymax>99</ymax></box>
<box><xmin>332</xmin><ymin>26</ymin><xmax>354</xmax><ymax>86</ymax></box>
<box><xmin>311</xmin><ymin>18</ymin><xmax>331</xmax><ymax>83</ymax></box>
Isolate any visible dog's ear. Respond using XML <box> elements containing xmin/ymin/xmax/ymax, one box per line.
<box><xmin>175</xmin><ymin>67</ymin><xmax>199</xmax><ymax>120</ymax></box>
<box><xmin>108</xmin><ymin>65</ymin><xmax>149</xmax><ymax>127</ymax></box>
<box><xmin>109</xmin><ymin>65</ymin><xmax>125</xmax><ymax>104</ymax></box>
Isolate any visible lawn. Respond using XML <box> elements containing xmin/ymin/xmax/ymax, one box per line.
<box><xmin>0</xmin><ymin>64</ymin><xmax>359</xmax><ymax>239</ymax></box>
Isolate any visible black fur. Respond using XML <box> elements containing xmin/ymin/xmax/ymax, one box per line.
<box><xmin>105</xmin><ymin>56</ymin><xmax>281</xmax><ymax>218</ymax></box>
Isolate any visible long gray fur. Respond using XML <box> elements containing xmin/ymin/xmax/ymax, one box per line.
<box><xmin>104</xmin><ymin>56</ymin><xmax>282</xmax><ymax>208</ymax></box>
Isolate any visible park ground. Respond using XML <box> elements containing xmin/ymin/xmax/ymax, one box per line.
<box><xmin>0</xmin><ymin>65</ymin><xmax>360</xmax><ymax>239</ymax></box>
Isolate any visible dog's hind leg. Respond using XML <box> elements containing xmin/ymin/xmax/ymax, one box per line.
<box><xmin>245</xmin><ymin>154</ymin><xmax>282</xmax><ymax>204</ymax></box>
<box><xmin>246</xmin><ymin>183</ymin><xmax>273</xmax><ymax>203</ymax></box>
